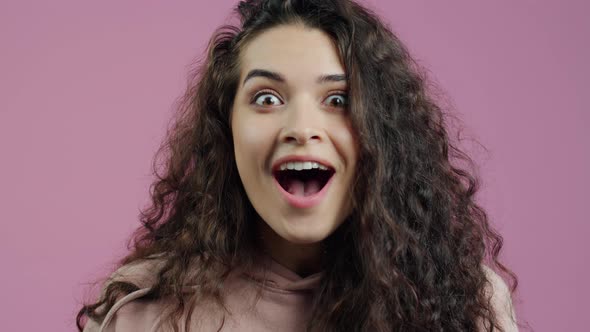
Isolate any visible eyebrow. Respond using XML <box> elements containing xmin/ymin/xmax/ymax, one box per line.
<box><xmin>242</xmin><ymin>69</ymin><xmax>347</xmax><ymax>87</ymax></box>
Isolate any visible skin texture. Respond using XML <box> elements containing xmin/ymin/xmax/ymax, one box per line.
<box><xmin>231</xmin><ymin>24</ymin><xmax>358</xmax><ymax>276</ymax></box>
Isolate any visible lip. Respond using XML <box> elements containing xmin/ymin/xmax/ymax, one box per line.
<box><xmin>271</xmin><ymin>154</ymin><xmax>336</xmax><ymax>209</ymax></box>
<box><xmin>271</xmin><ymin>155</ymin><xmax>335</xmax><ymax>172</ymax></box>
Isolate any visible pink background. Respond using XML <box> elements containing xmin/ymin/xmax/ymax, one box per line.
<box><xmin>1</xmin><ymin>0</ymin><xmax>587</xmax><ymax>331</ymax></box>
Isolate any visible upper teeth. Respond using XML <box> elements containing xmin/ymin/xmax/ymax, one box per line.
<box><xmin>279</xmin><ymin>161</ymin><xmax>329</xmax><ymax>171</ymax></box>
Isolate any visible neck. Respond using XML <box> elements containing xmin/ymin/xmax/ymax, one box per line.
<box><xmin>255</xmin><ymin>217</ymin><xmax>324</xmax><ymax>277</ymax></box>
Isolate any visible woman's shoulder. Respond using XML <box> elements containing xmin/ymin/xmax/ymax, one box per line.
<box><xmin>83</xmin><ymin>254</ymin><xmax>171</xmax><ymax>332</ymax></box>
<box><xmin>84</xmin><ymin>255</ymin><xmax>229</xmax><ymax>332</ymax></box>
<box><xmin>480</xmin><ymin>264</ymin><xmax>519</xmax><ymax>332</ymax></box>
<box><xmin>85</xmin><ymin>288</ymin><xmax>162</xmax><ymax>332</ymax></box>
<box><xmin>106</xmin><ymin>253</ymin><xmax>169</xmax><ymax>288</ymax></box>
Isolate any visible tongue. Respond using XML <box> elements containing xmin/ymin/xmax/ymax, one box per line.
<box><xmin>304</xmin><ymin>179</ymin><xmax>321</xmax><ymax>196</ymax></box>
<box><xmin>286</xmin><ymin>179</ymin><xmax>322</xmax><ymax>197</ymax></box>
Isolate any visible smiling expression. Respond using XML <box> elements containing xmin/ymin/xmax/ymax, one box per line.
<box><xmin>231</xmin><ymin>24</ymin><xmax>358</xmax><ymax>245</ymax></box>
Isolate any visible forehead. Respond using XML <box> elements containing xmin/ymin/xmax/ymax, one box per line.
<box><xmin>239</xmin><ymin>24</ymin><xmax>345</xmax><ymax>80</ymax></box>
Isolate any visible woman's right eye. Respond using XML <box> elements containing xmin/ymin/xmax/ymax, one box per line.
<box><xmin>252</xmin><ymin>92</ymin><xmax>283</xmax><ymax>106</ymax></box>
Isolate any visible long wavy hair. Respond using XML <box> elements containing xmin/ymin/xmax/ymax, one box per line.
<box><xmin>77</xmin><ymin>0</ymin><xmax>518</xmax><ymax>331</ymax></box>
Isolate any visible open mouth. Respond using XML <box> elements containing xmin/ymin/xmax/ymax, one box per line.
<box><xmin>273</xmin><ymin>167</ymin><xmax>335</xmax><ymax>197</ymax></box>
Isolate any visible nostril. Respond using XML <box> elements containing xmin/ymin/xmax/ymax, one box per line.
<box><xmin>283</xmin><ymin>134</ymin><xmax>321</xmax><ymax>144</ymax></box>
<box><xmin>280</xmin><ymin>128</ymin><xmax>323</xmax><ymax>145</ymax></box>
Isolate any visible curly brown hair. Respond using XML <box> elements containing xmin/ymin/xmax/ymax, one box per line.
<box><xmin>77</xmin><ymin>0</ymin><xmax>518</xmax><ymax>331</ymax></box>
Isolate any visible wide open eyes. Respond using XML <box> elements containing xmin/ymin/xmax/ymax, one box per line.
<box><xmin>324</xmin><ymin>94</ymin><xmax>347</xmax><ymax>108</ymax></box>
<box><xmin>252</xmin><ymin>90</ymin><xmax>282</xmax><ymax>106</ymax></box>
<box><xmin>251</xmin><ymin>90</ymin><xmax>348</xmax><ymax>109</ymax></box>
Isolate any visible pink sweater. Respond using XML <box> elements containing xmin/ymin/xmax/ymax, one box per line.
<box><xmin>83</xmin><ymin>254</ymin><xmax>323</xmax><ymax>332</ymax></box>
<box><xmin>83</xmin><ymin>256</ymin><xmax>518</xmax><ymax>331</ymax></box>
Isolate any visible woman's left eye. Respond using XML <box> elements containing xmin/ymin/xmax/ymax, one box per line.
<box><xmin>324</xmin><ymin>94</ymin><xmax>348</xmax><ymax>108</ymax></box>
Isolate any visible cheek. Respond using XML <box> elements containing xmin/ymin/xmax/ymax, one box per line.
<box><xmin>330</xmin><ymin>120</ymin><xmax>358</xmax><ymax>168</ymax></box>
<box><xmin>232</xmin><ymin>112</ymin><xmax>276</xmax><ymax>173</ymax></box>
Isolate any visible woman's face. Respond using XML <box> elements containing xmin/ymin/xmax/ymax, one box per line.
<box><xmin>231</xmin><ymin>24</ymin><xmax>358</xmax><ymax>246</ymax></box>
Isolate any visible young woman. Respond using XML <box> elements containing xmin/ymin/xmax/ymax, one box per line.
<box><xmin>77</xmin><ymin>0</ymin><xmax>519</xmax><ymax>331</ymax></box>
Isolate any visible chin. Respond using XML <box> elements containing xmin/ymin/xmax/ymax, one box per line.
<box><xmin>282</xmin><ymin>233</ymin><xmax>326</xmax><ymax>245</ymax></box>
<box><xmin>276</xmin><ymin>219</ymin><xmax>339</xmax><ymax>245</ymax></box>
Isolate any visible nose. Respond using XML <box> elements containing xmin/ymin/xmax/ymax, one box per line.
<box><xmin>278</xmin><ymin>100</ymin><xmax>323</xmax><ymax>145</ymax></box>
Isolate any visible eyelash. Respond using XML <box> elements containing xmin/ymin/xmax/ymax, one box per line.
<box><xmin>250</xmin><ymin>89</ymin><xmax>348</xmax><ymax>108</ymax></box>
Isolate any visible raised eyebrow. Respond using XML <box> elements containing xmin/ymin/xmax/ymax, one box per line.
<box><xmin>242</xmin><ymin>69</ymin><xmax>285</xmax><ymax>87</ymax></box>
<box><xmin>316</xmin><ymin>74</ymin><xmax>347</xmax><ymax>84</ymax></box>
<box><xmin>242</xmin><ymin>69</ymin><xmax>348</xmax><ymax>87</ymax></box>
